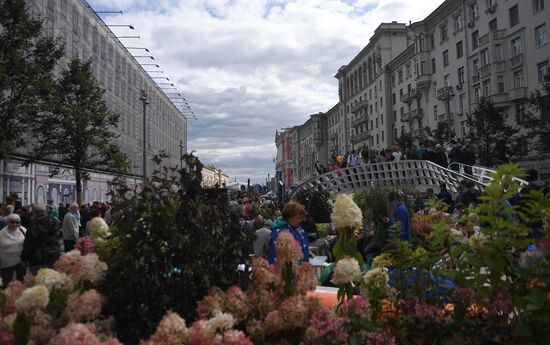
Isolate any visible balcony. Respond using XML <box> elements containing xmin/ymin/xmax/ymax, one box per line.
<box><xmin>480</xmin><ymin>64</ymin><xmax>491</xmax><ymax>79</ymax></box>
<box><xmin>411</xmin><ymin>108</ymin><xmax>424</xmax><ymax>120</ymax></box>
<box><xmin>401</xmin><ymin>111</ymin><xmax>411</xmax><ymax>122</ymax></box>
<box><xmin>401</xmin><ymin>88</ymin><xmax>422</xmax><ymax>104</ymax></box>
<box><xmin>510</xmin><ymin>54</ymin><xmax>524</xmax><ymax>69</ymax></box>
<box><xmin>472</xmin><ymin>74</ymin><xmax>480</xmax><ymax>84</ymax></box>
<box><xmin>437</xmin><ymin>86</ymin><xmax>454</xmax><ymax>101</ymax></box>
<box><xmin>351</xmin><ymin>99</ymin><xmax>368</xmax><ymax>113</ymax></box>
<box><xmin>509</xmin><ymin>87</ymin><xmax>528</xmax><ymax>101</ymax></box>
<box><xmin>351</xmin><ymin>115</ymin><xmax>367</xmax><ymax>127</ymax></box>
<box><xmin>437</xmin><ymin>113</ymin><xmax>455</xmax><ymax>125</ymax></box>
<box><xmin>351</xmin><ymin>132</ymin><xmax>371</xmax><ymax>144</ymax></box>
<box><xmin>490</xmin><ymin>93</ymin><xmax>510</xmax><ymax>107</ymax></box>
<box><xmin>416</xmin><ymin>73</ymin><xmax>432</xmax><ymax>88</ymax></box>
<box><xmin>479</xmin><ymin>29</ymin><xmax>506</xmax><ymax>47</ymax></box>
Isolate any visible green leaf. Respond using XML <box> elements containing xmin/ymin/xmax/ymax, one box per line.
<box><xmin>13</xmin><ymin>313</ymin><xmax>33</xmax><ymax>345</ymax></box>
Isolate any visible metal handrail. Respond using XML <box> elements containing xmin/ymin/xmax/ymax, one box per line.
<box><xmin>447</xmin><ymin>162</ymin><xmax>528</xmax><ymax>187</ymax></box>
<box><xmin>289</xmin><ymin>160</ymin><xmax>490</xmax><ymax>199</ymax></box>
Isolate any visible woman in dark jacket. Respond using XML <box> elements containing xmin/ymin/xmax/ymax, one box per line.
<box><xmin>21</xmin><ymin>204</ymin><xmax>61</xmax><ymax>275</ymax></box>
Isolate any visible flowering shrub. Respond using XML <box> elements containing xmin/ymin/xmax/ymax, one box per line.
<box><xmin>0</xmin><ymin>249</ymin><xmax>118</xmax><ymax>345</ymax></box>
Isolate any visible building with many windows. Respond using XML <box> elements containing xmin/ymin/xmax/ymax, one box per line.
<box><xmin>277</xmin><ymin>0</ymin><xmax>550</xmax><ymax>187</ymax></box>
<box><xmin>0</xmin><ymin>0</ymin><xmax>188</xmax><ymax>205</ymax></box>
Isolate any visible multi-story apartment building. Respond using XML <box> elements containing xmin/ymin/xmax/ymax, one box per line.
<box><xmin>0</xmin><ymin>0</ymin><xmax>188</xmax><ymax>205</ymax></box>
<box><xmin>335</xmin><ymin>22</ymin><xmax>411</xmax><ymax>152</ymax></box>
<box><xmin>277</xmin><ymin>0</ymin><xmax>550</xmax><ymax>185</ymax></box>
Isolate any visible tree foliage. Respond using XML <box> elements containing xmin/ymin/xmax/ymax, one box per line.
<box><xmin>423</xmin><ymin>123</ymin><xmax>455</xmax><ymax>147</ymax></box>
<box><xmin>525</xmin><ymin>73</ymin><xmax>550</xmax><ymax>154</ymax></box>
<box><xmin>466</xmin><ymin>98</ymin><xmax>520</xmax><ymax>166</ymax></box>
<box><xmin>32</xmin><ymin>58</ymin><xmax>127</xmax><ymax>205</ymax></box>
<box><xmin>0</xmin><ymin>0</ymin><xmax>63</xmax><ymax>157</ymax></box>
<box><xmin>99</xmin><ymin>154</ymin><xmax>251</xmax><ymax>344</ymax></box>
<box><xmin>294</xmin><ymin>189</ymin><xmax>332</xmax><ymax>223</ymax></box>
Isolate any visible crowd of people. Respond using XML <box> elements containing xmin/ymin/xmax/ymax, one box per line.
<box><xmin>318</xmin><ymin>140</ymin><xmax>477</xmax><ymax>174</ymax></box>
<box><xmin>0</xmin><ymin>195</ymin><xmax>112</xmax><ymax>287</ymax></box>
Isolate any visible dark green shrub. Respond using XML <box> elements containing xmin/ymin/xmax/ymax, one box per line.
<box><xmin>99</xmin><ymin>154</ymin><xmax>250</xmax><ymax>344</ymax></box>
<box><xmin>294</xmin><ymin>189</ymin><xmax>332</xmax><ymax>223</ymax></box>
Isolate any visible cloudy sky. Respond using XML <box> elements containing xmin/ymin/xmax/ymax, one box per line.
<box><xmin>89</xmin><ymin>0</ymin><xmax>444</xmax><ymax>183</ymax></box>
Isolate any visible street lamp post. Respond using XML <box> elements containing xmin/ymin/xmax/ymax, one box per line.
<box><xmin>179</xmin><ymin>140</ymin><xmax>184</xmax><ymax>169</ymax></box>
<box><xmin>139</xmin><ymin>89</ymin><xmax>149</xmax><ymax>181</ymax></box>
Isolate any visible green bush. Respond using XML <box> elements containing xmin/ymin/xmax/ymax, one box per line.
<box><xmin>294</xmin><ymin>189</ymin><xmax>332</xmax><ymax>223</ymax></box>
<box><xmin>99</xmin><ymin>154</ymin><xmax>250</xmax><ymax>344</ymax></box>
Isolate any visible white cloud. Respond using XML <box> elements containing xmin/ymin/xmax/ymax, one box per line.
<box><xmin>89</xmin><ymin>0</ymin><xmax>444</xmax><ymax>183</ymax></box>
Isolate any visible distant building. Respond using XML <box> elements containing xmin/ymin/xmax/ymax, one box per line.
<box><xmin>0</xmin><ymin>0</ymin><xmax>188</xmax><ymax>205</ymax></box>
<box><xmin>201</xmin><ymin>166</ymin><xmax>229</xmax><ymax>188</ymax></box>
<box><xmin>278</xmin><ymin>0</ymin><xmax>550</xmax><ymax>182</ymax></box>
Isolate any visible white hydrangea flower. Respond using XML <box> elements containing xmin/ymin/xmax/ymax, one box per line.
<box><xmin>15</xmin><ymin>285</ymin><xmax>50</xmax><ymax>313</ymax></box>
<box><xmin>331</xmin><ymin>257</ymin><xmax>362</xmax><ymax>285</ymax></box>
<box><xmin>89</xmin><ymin>217</ymin><xmax>110</xmax><ymax>241</ymax></box>
<box><xmin>363</xmin><ymin>267</ymin><xmax>390</xmax><ymax>288</ymax></box>
<box><xmin>330</xmin><ymin>194</ymin><xmax>363</xmax><ymax>230</ymax></box>
<box><xmin>205</xmin><ymin>312</ymin><xmax>235</xmax><ymax>333</ymax></box>
<box><xmin>468</xmin><ymin>231</ymin><xmax>488</xmax><ymax>248</ymax></box>
<box><xmin>36</xmin><ymin>268</ymin><xmax>72</xmax><ymax>292</ymax></box>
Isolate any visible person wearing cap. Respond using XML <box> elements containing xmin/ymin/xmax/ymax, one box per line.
<box><xmin>254</xmin><ymin>219</ymin><xmax>272</xmax><ymax>258</ymax></box>
<box><xmin>434</xmin><ymin>144</ymin><xmax>448</xmax><ymax>168</ymax></box>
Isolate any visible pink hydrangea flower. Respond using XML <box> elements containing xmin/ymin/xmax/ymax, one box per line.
<box><xmin>66</xmin><ymin>289</ymin><xmax>103</xmax><ymax>322</ymax></box>
<box><xmin>303</xmin><ymin>307</ymin><xmax>347</xmax><ymax>345</ymax></box>
<box><xmin>75</xmin><ymin>236</ymin><xmax>95</xmax><ymax>255</ymax></box>
<box><xmin>53</xmin><ymin>323</ymin><xmax>101</xmax><ymax>345</ymax></box>
<box><xmin>140</xmin><ymin>311</ymin><xmax>188</xmax><ymax>345</ymax></box>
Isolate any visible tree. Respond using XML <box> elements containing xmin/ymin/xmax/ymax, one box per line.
<box><xmin>33</xmin><ymin>58</ymin><xmax>127</xmax><ymax>205</ymax></box>
<box><xmin>466</xmin><ymin>98</ymin><xmax>520</xmax><ymax>166</ymax></box>
<box><xmin>395</xmin><ymin>131</ymin><xmax>413</xmax><ymax>150</ymax></box>
<box><xmin>0</xmin><ymin>0</ymin><xmax>63</xmax><ymax>157</ymax></box>
<box><xmin>423</xmin><ymin>123</ymin><xmax>455</xmax><ymax>147</ymax></box>
<box><xmin>524</xmin><ymin>73</ymin><xmax>550</xmax><ymax>154</ymax></box>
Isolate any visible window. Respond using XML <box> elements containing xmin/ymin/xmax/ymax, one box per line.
<box><xmin>482</xmin><ymin>79</ymin><xmax>491</xmax><ymax>96</ymax></box>
<box><xmin>487</xmin><ymin>0</ymin><xmax>496</xmax><ymax>8</ymax></box>
<box><xmin>472</xmin><ymin>30</ymin><xmax>479</xmax><ymax>49</ymax></box>
<box><xmin>534</xmin><ymin>0</ymin><xmax>545</xmax><ymax>13</ymax></box>
<box><xmin>513</xmin><ymin>69</ymin><xmax>524</xmax><ymax>88</ymax></box>
<box><xmin>443</xmin><ymin>50</ymin><xmax>449</xmax><ymax>67</ymax></box>
<box><xmin>420</xmin><ymin>60</ymin><xmax>427</xmax><ymax>75</ymax></box>
<box><xmin>406</xmin><ymin>64</ymin><xmax>411</xmax><ymax>78</ymax></box>
<box><xmin>456</xmin><ymin>40</ymin><xmax>463</xmax><ymax>58</ymax></box>
<box><xmin>481</xmin><ymin>48</ymin><xmax>490</xmax><ymax>66</ymax></box>
<box><xmin>419</xmin><ymin>34</ymin><xmax>425</xmax><ymax>51</ymax></box>
<box><xmin>516</xmin><ymin>103</ymin><xmax>526</xmax><ymax>124</ymax></box>
<box><xmin>511</xmin><ymin>37</ymin><xmax>523</xmax><ymax>56</ymax></box>
<box><xmin>536</xmin><ymin>24</ymin><xmax>548</xmax><ymax>47</ymax></box>
<box><xmin>473</xmin><ymin>59</ymin><xmax>480</xmax><ymax>74</ymax></box>
<box><xmin>433</xmin><ymin>105</ymin><xmax>438</xmax><ymax>121</ymax></box>
<box><xmin>376</xmin><ymin>118</ymin><xmax>379</xmax><ymax>128</ymax></box>
<box><xmin>381</xmin><ymin>114</ymin><xmax>384</xmax><ymax>125</ymax></box>
<box><xmin>441</xmin><ymin>24</ymin><xmax>448</xmax><ymax>42</ymax></box>
<box><xmin>398</xmin><ymin>69</ymin><xmax>403</xmax><ymax>83</ymax></box>
<box><xmin>474</xmin><ymin>87</ymin><xmax>480</xmax><ymax>102</ymax></box>
<box><xmin>497</xmin><ymin>75</ymin><xmax>505</xmax><ymax>92</ymax></box>
<box><xmin>459</xmin><ymin>94</ymin><xmax>465</xmax><ymax>113</ymax></box>
<box><xmin>382</xmin><ymin>131</ymin><xmax>385</xmax><ymax>142</ymax></box>
<box><xmin>392</xmin><ymin>93</ymin><xmax>396</xmax><ymax>105</ymax></box>
<box><xmin>431</xmin><ymin>58</ymin><xmax>436</xmax><ymax>73</ymax></box>
<box><xmin>489</xmin><ymin>18</ymin><xmax>497</xmax><ymax>32</ymax></box>
<box><xmin>538</xmin><ymin>60</ymin><xmax>549</xmax><ymax>81</ymax></box>
<box><xmin>494</xmin><ymin>44</ymin><xmax>504</xmax><ymax>62</ymax></box>
<box><xmin>509</xmin><ymin>5</ymin><xmax>519</xmax><ymax>27</ymax></box>
<box><xmin>444</xmin><ymin>74</ymin><xmax>451</xmax><ymax>87</ymax></box>
<box><xmin>458</xmin><ymin>67</ymin><xmax>465</xmax><ymax>84</ymax></box>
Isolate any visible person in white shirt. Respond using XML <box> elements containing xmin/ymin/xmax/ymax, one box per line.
<box><xmin>0</xmin><ymin>213</ymin><xmax>26</xmax><ymax>286</ymax></box>
<box><xmin>62</xmin><ymin>202</ymin><xmax>80</xmax><ymax>252</ymax></box>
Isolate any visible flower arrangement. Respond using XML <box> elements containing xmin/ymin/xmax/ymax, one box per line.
<box><xmin>331</xmin><ymin>194</ymin><xmax>362</xmax><ymax>230</ymax></box>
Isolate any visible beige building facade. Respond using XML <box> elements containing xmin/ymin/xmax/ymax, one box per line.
<box><xmin>277</xmin><ymin>0</ymin><xmax>550</xmax><ymax>186</ymax></box>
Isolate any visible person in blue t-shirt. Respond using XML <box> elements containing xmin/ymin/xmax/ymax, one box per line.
<box><xmin>267</xmin><ymin>201</ymin><xmax>309</xmax><ymax>264</ymax></box>
<box><xmin>387</xmin><ymin>191</ymin><xmax>412</xmax><ymax>244</ymax></box>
